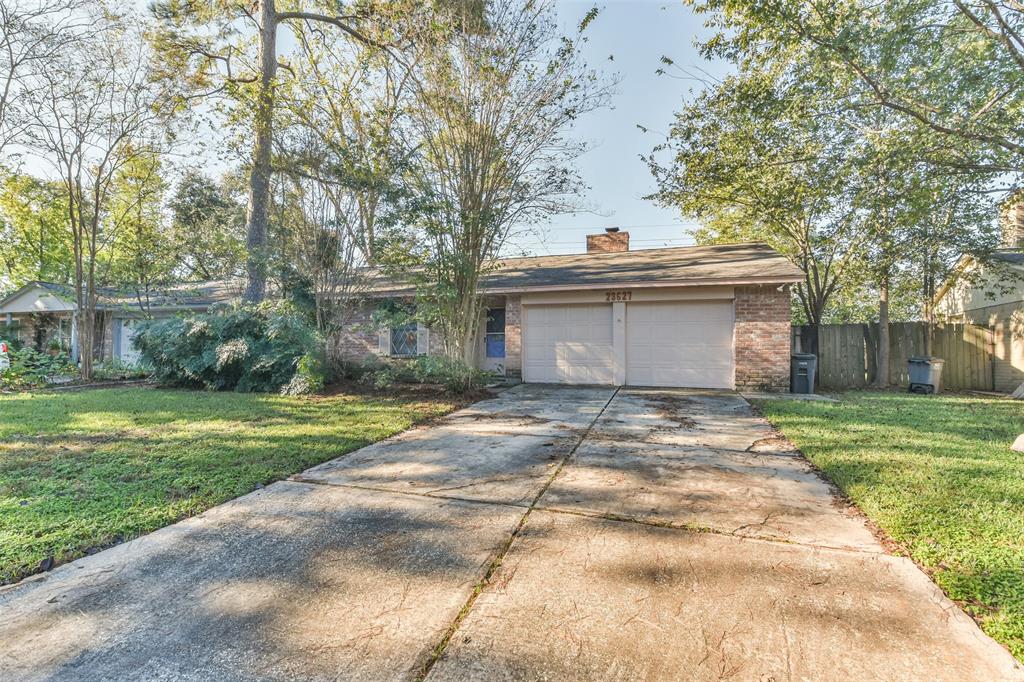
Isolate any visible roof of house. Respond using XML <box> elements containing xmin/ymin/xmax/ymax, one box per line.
<box><xmin>991</xmin><ymin>249</ymin><xmax>1024</xmax><ymax>267</ymax></box>
<box><xmin>0</xmin><ymin>280</ymin><xmax>240</xmax><ymax>313</ymax></box>
<box><xmin>365</xmin><ymin>242</ymin><xmax>803</xmax><ymax>294</ymax></box>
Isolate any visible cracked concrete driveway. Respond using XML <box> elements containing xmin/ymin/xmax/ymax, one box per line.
<box><xmin>0</xmin><ymin>386</ymin><xmax>1020</xmax><ymax>681</ymax></box>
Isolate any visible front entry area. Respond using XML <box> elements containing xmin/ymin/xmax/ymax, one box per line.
<box><xmin>521</xmin><ymin>292</ymin><xmax>736</xmax><ymax>389</ymax></box>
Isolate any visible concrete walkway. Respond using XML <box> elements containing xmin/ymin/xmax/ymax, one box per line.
<box><xmin>0</xmin><ymin>386</ymin><xmax>1020</xmax><ymax>681</ymax></box>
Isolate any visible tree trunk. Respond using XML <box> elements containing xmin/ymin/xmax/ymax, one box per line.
<box><xmin>874</xmin><ymin>273</ymin><xmax>890</xmax><ymax>387</ymax></box>
<box><xmin>243</xmin><ymin>0</ymin><xmax>277</xmax><ymax>304</ymax></box>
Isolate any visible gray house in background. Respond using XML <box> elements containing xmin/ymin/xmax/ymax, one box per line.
<box><xmin>0</xmin><ymin>281</ymin><xmax>237</xmax><ymax>364</ymax></box>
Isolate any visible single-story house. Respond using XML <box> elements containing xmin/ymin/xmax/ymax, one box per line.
<box><xmin>935</xmin><ymin>201</ymin><xmax>1024</xmax><ymax>393</ymax></box>
<box><xmin>0</xmin><ymin>281</ymin><xmax>237</xmax><ymax>365</ymax></box>
<box><xmin>336</xmin><ymin>231</ymin><xmax>803</xmax><ymax>391</ymax></box>
<box><xmin>1</xmin><ymin>232</ymin><xmax>802</xmax><ymax>390</ymax></box>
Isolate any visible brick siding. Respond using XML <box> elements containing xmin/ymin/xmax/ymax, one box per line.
<box><xmin>504</xmin><ymin>295</ymin><xmax>522</xmax><ymax>378</ymax></box>
<box><xmin>734</xmin><ymin>285</ymin><xmax>792</xmax><ymax>391</ymax></box>
<box><xmin>586</xmin><ymin>231</ymin><xmax>630</xmax><ymax>253</ymax></box>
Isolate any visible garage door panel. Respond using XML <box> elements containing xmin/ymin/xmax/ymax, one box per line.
<box><xmin>524</xmin><ymin>304</ymin><xmax>614</xmax><ymax>384</ymax></box>
<box><xmin>626</xmin><ymin>301</ymin><xmax>734</xmax><ymax>389</ymax></box>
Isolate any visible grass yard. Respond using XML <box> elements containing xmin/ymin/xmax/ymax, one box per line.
<box><xmin>0</xmin><ymin>386</ymin><xmax>462</xmax><ymax>585</ymax></box>
<box><xmin>756</xmin><ymin>391</ymin><xmax>1024</xmax><ymax>660</ymax></box>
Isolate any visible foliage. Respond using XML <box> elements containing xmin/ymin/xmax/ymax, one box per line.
<box><xmin>0</xmin><ymin>386</ymin><xmax>461</xmax><ymax>584</ymax></box>
<box><xmin>655</xmin><ymin>0</ymin><xmax>1000</xmax><ymax>349</ymax></box>
<box><xmin>22</xmin><ymin>8</ymin><xmax>170</xmax><ymax>380</ymax></box>
<box><xmin>757</xmin><ymin>391</ymin><xmax>1024</xmax><ymax>659</ymax></box>
<box><xmin>691</xmin><ymin>0</ymin><xmax>1024</xmax><ymax>179</ymax></box>
<box><xmin>355</xmin><ymin>355</ymin><xmax>491</xmax><ymax>394</ymax></box>
<box><xmin>167</xmin><ymin>169</ymin><xmax>246</xmax><ymax>281</ymax></box>
<box><xmin>92</xmin><ymin>359</ymin><xmax>151</xmax><ymax>382</ymax></box>
<box><xmin>280</xmin><ymin>352</ymin><xmax>326</xmax><ymax>396</ymax></box>
<box><xmin>148</xmin><ymin>0</ymin><xmax>418</xmax><ymax>303</ymax></box>
<box><xmin>404</xmin><ymin>0</ymin><xmax>610</xmax><ymax>365</ymax></box>
<box><xmin>0</xmin><ymin>347</ymin><xmax>76</xmax><ymax>389</ymax></box>
<box><xmin>104</xmin><ymin>149</ymin><xmax>178</xmax><ymax>295</ymax></box>
<box><xmin>134</xmin><ymin>302</ymin><xmax>323</xmax><ymax>393</ymax></box>
<box><xmin>0</xmin><ymin>171</ymin><xmax>74</xmax><ymax>289</ymax></box>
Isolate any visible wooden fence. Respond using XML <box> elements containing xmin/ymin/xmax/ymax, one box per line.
<box><xmin>792</xmin><ymin>322</ymin><xmax>995</xmax><ymax>391</ymax></box>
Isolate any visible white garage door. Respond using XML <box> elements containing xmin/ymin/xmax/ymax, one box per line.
<box><xmin>626</xmin><ymin>300</ymin><xmax>734</xmax><ymax>389</ymax></box>
<box><xmin>523</xmin><ymin>304</ymin><xmax>614</xmax><ymax>384</ymax></box>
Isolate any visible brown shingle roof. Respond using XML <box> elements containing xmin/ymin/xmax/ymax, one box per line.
<box><xmin>365</xmin><ymin>242</ymin><xmax>803</xmax><ymax>294</ymax></box>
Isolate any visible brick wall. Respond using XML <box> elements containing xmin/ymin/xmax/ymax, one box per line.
<box><xmin>328</xmin><ymin>304</ymin><xmax>380</xmax><ymax>366</ymax></box>
<box><xmin>734</xmin><ymin>285</ymin><xmax>792</xmax><ymax>391</ymax></box>
<box><xmin>505</xmin><ymin>295</ymin><xmax>522</xmax><ymax>378</ymax></box>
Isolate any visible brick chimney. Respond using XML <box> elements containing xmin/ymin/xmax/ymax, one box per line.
<box><xmin>1002</xmin><ymin>195</ymin><xmax>1024</xmax><ymax>249</ymax></box>
<box><xmin>586</xmin><ymin>228</ymin><xmax>630</xmax><ymax>253</ymax></box>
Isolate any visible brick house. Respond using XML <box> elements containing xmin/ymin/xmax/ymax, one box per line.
<box><xmin>338</xmin><ymin>232</ymin><xmax>802</xmax><ymax>391</ymax></box>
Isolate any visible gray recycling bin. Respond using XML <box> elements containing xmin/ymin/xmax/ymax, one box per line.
<box><xmin>790</xmin><ymin>353</ymin><xmax>817</xmax><ymax>394</ymax></box>
<box><xmin>908</xmin><ymin>356</ymin><xmax>944</xmax><ymax>394</ymax></box>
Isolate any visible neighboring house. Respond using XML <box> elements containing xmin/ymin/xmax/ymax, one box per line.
<box><xmin>935</xmin><ymin>203</ymin><xmax>1024</xmax><ymax>393</ymax></box>
<box><xmin>337</xmin><ymin>231</ymin><xmax>803</xmax><ymax>391</ymax></box>
<box><xmin>0</xmin><ymin>281</ymin><xmax>237</xmax><ymax>365</ymax></box>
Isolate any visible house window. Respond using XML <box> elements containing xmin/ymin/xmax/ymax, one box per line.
<box><xmin>391</xmin><ymin>322</ymin><xmax>418</xmax><ymax>357</ymax></box>
<box><xmin>485</xmin><ymin>308</ymin><xmax>505</xmax><ymax>358</ymax></box>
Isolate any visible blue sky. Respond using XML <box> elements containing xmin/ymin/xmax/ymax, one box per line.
<box><xmin>515</xmin><ymin>0</ymin><xmax>729</xmax><ymax>255</ymax></box>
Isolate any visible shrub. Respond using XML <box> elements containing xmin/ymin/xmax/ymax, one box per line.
<box><xmin>134</xmin><ymin>302</ymin><xmax>323</xmax><ymax>393</ymax></box>
<box><xmin>92</xmin><ymin>359</ymin><xmax>151</xmax><ymax>381</ymax></box>
<box><xmin>354</xmin><ymin>355</ymin><xmax>490</xmax><ymax>394</ymax></box>
<box><xmin>1</xmin><ymin>348</ymin><xmax>77</xmax><ymax>389</ymax></box>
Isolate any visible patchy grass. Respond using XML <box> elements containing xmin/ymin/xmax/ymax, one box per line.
<box><xmin>755</xmin><ymin>391</ymin><xmax>1024</xmax><ymax>660</ymax></box>
<box><xmin>0</xmin><ymin>386</ymin><xmax>462</xmax><ymax>585</ymax></box>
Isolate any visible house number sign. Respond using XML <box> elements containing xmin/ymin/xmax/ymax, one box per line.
<box><xmin>605</xmin><ymin>291</ymin><xmax>633</xmax><ymax>301</ymax></box>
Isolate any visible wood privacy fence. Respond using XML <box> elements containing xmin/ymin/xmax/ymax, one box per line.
<box><xmin>792</xmin><ymin>322</ymin><xmax>996</xmax><ymax>391</ymax></box>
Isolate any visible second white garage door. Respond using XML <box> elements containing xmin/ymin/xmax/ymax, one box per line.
<box><xmin>626</xmin><ymin>300</ymin><xmax>735</xmax><ymax>389</ymax></box>
<box><xmin>523</xmin><ymin>304</ymin><xmax>614</xmax><ymax>384</ymax></box>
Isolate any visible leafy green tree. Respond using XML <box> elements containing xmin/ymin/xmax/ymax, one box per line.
<box><xmin>648</xmin><ymin>67</ymin><xmax>867</xmax><ymax>355</ymax></box>
<box><xmin>0</xmin><ymin>171</ymin><xmax>73</xmax><ymax>290</ymax></box>
<box><xmin>690</xmin><ymin>0</ymin><xmax>1024</xmax><ymax>178</ymax></box>
<box><xmin>405</xmin><ymin>0</ymin><xmax>610</xmax><ymax>365</ymax></box>
<box><xmin>149</xmin><ymin>0</ymin><xmax>415</xmax><ymax>304</ymax></box>
<box><xmin>104</xmin><ymin>149</ymin><xmax>179</xmax><ymax>308</ymax></box>
<box><xmin>167</xmin><ymin>169</ymin><xmax>246</xmax><ymax>281</ymax></box>
<box><xmin>25</xmin><ymin>10</ymin><xmax>168</xmax><ymax>379</ymax></box>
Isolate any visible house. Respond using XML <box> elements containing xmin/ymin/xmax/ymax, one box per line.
<box><xmin>0</xmin><ymin>281</ymin><xmax>237</xmax><ymax>365</ymax></box>
<box><xmin>337</xmin><ymin>231</ymin><xmax>803</xmax><ymax>391</ymax></box>
<box><xmin>935</xmin><ymin>201</ymin><xmax>1024</xmax><ymax>393</ymax></box>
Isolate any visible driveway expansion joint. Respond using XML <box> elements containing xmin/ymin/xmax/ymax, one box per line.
<box><xmin>414</xmin><ymin>386</ymin><xmax>620</xmax><ymax>682</ymax></box>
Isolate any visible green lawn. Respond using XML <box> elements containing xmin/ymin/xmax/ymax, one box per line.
<box><xmin>0</xmin><ymin>387</ymin><xmax>461</xmax><ymax>585</ymax></box>
<box><xmin>756</xmin><ymin>391</ymin><xmax>1024</xmax><ymax>659</ymax></box>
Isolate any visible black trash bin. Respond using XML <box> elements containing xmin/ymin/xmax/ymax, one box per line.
<box><xmin>908</xmin><ymin>356</ymin><xmax>944</xmax><ymax>394</ymax></box>
<box><xmin>791</xmin><ymin>353</ymin><xmax>817</xmax><ymax>394</ymax></box>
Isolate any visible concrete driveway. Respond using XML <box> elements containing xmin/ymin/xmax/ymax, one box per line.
<box><xmin>0</xmin><ymin>385</ymin><xmax>1020</xmax><ymax>681</ymax></box>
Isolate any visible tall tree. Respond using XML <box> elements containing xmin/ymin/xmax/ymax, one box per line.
<box><xmin>105</xmin><ymin>149</ymin><xmax>178</xmax><ymax>309</ymax></box>
<box><xmin>25</xmin><ymin>11</ymin><xmax>168</xmax><ymax>379</ymax></box>
<box><xmin>281</xmin><ymin>14</ymin><xmax>421</xmax><ymax>266</ymax></box>
<box><xmin>149</xmin><ymin>0</ymin><xmax>411</xmax><ymax>303</ymax></box>
<box><xmin>648</xmin><ymin>68</ymin><xmax>866</xmax><ymax>355</ymax></box>
<box><xmin>406</xmin><ymin>0</ymin><xmax>610</xmax><ymax>365</ymax></box>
